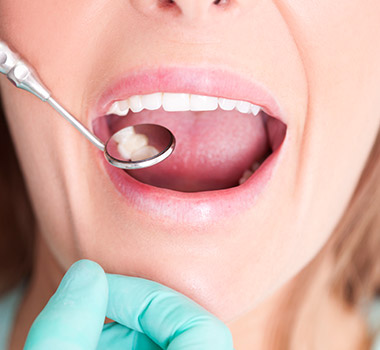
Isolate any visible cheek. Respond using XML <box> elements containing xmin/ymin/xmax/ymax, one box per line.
<box><xmin>0</xmin><ymin>82</ymin><xmax>78</xmax><ymax>258</ymax></box>
<box><xmin>0</xmin><ymin>1</ymin><xmax>79</xmax><ymax>50</ymax></box>
<box><xmin>0</xmin><ymin>0</ymin><xmax>116</xmax><ymax>97</ymax></box>
<box><xmin>0</xmin><ymin>1</ymin><xmax>107</xmax><ymax>42</ymax></box>
<box><xmin>279</xmin><ymin>0</ymin><xmax>380</xmax><ymax>250</ymax></box>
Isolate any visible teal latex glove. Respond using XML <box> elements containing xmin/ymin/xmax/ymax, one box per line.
<box><xmin>23</xmin><ymin>260</ymin><xmax>234</xmax><ymax>350</ymax></box>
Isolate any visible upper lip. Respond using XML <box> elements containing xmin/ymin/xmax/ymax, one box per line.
<box><xmin>89</xmin><ymin>66</ymin><xmax>286</xmax><ymax>125</ymax></box>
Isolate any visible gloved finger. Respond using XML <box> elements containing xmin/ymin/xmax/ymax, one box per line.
<box><xmin>24</xmin><ymin>260</ymin><xmax>108</xmax><ymax>350</ymax></box>
<box><xmin>106</xmin><ymin>274</ymin><xmax>234</xmax><ymax>350</ymax></box>
<box><xmin>96</xmin><ymin>322</ymin><xmax>161</xmax><ymax>350</ymax></box>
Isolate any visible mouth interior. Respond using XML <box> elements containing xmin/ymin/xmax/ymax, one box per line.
<box><xmin>93</xmin><ymin>108</ymin><xmax>287</xmax><ymax>192</ymax></box>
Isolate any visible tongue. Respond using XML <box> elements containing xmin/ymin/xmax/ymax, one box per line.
<box><xmin>101</xmin><ymin>109</ymin><xmax>270</xmax><ymax>192</ymax></box>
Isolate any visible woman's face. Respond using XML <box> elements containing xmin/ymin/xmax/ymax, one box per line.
<box><xmin>1</xmin><ymin>0</ymin><xmax>379</xmax><ymax>322</ymax></box>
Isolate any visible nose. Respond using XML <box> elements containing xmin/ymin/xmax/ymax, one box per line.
<box><xmin>130</xmin><ymin>0</ymin><xmax>234</xmax><ymax>22</ymax></box>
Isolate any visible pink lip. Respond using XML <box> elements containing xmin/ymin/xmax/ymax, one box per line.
<box><xmin>90</xmin><ymin>67</ymin><xmax>288</xmax><ymax>225</ymax></box>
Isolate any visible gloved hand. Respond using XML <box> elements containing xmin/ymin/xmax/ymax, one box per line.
<box><xmin>23</xmin><ymin>259</ymin><xmax>234</xmax><ymax>350</ymax></box>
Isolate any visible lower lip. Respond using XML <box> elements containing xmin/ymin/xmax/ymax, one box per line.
<box><xmin>98</xmin><ymin>136</ymin><xmax>287</xmax><ymax>225</ymax></box>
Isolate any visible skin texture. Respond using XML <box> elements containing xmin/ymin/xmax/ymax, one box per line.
<box><xmin>0</xmin><ymin>0</ymin><xmax>379</xmax><ymax>348</ymax></box>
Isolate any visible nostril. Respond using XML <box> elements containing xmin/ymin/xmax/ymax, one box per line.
<box><xmin>158</xmin><ymin>0</ymin><xmax>176</xmax><ymax>8</ymax></box>
<box><xmin>213</xmin><ymin>0</ymin><xmax>229</xmax><ymax>5</ymax></box>
<box><xmin>162</xmin><ymin>0</ymin><xmax>227</xmax><ymax>4</ymax></box>
<box><xmin>158</xmin><ymin>0</ymin><xmax>230</xmax><ymax>10</ymax></box>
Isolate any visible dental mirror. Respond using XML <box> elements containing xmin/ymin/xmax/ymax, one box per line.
<box><xmin>0</xmin><ymin>41</ymin><xmax>175</xmax><ymax>170</ymax></box>
<box><xmin>105</xmin><ymin>124</ymin><xmax>175</xmax><ymax>169</ymax></box>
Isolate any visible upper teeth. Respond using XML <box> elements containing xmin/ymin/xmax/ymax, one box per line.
<box><xmin>106</xmin><ymin>93</ymin><xmax>263</xmax><ymax>117</ymax></box>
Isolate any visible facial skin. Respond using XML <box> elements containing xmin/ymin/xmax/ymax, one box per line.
<box><xmin>0</xmin><ymin>0</ymin><xmax>379</xmax><ymax>343</ymax></box>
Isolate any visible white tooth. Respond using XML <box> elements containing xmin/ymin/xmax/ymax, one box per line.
<box><xmin>118</xmin><ymin>100</ymin><xmax>129</xmax><ymax>113</ymax></box>
<box><xmin>162</xmin><ymin>93</ymin><xmax>190</xmax><ymax>112</ymax></box>
<box><xmin>117</xmin><ymin>143</ymin><xmax>132</xmax><ymax>160</ymax></box>
<box><xmin>106</xmin><ymin>101</ymin><xmax>129</xmax><ymax>116</ymax></box>
<box><xmin>218</xmin><ymin>98</ymin><xmax>237</xmax><ymax>111</ymax></box>
<box><xmin>236</xmin><ymin>100</ymin><xmax>251</xmax><ymax>114</ymax></box>
<box><xmin>141</xmin><ymin>93</ymin><xmax>162</xmax><ymax>111</ymax></box>
<box><xmin>251</xmin><ymin>104</ymin><xmax>261</xmax><ymax>116</ymax></box>
<box><xmin>128</xmin><ymin>95</ymin><xmax>144</xmax><ymax>113</ymax></box>
<box><xmin>190</xmin><ymin>94</ymin><xmax>218</xmax><ymax>111</ymax></box>
<box><xmin>116</xmin><ymin>133</ymin><xmax>148</xmax><ymax>160</ymax></box>
<box><xmin>112</xmin><ymin>126</ymin><xmax>135</xmax><ymax>144</ymax></box>
<box><xmin>106</xmin><ymin>102</ymin><xmax>118</xmax><ymax>115</ymax></box>
<box><xmin>239</xmin><ymin>169</ymin><xmax>253</xmax><ymax>185</ymax></box>
<box><xmin>131</xmin><ymin>145</ymin><xmax>159</xmax><ymax>161</ymax></box>
<box><xmin>251</xmin><ymin>161</ymin><xmax>261</xmax><ymax>172</ymax></box>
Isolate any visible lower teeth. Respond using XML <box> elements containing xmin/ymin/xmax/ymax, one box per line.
<box><xmin>238</xmin><ymin>161</ymin><xmax>261</xmax><ymax>185</ymax></box>
<box><xmin>114</xmin><ymin>127</ymin><xmax>159</xmax><ymax>161</ymax></box>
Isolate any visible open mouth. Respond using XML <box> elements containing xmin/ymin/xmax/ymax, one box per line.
<box><xmin>89</xmin><ymin>68</ymin><xmax>288</xmax><ymax>222</ymax></box>
<box><xmin>93</xmin><ymin>92</ymin><xmax>286</xmax><ymax>193</ymax></box>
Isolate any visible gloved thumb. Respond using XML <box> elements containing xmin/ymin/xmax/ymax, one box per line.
<box><xmin>24</xmin><ymin>259</ymin><xmax>108</xmax><ymax>350</ymax></box>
